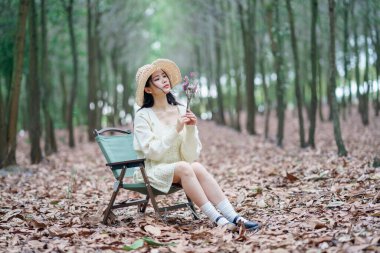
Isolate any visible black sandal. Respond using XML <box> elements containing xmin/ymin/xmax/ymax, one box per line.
<box><xmin>216</xmin><ymin>216</ymin><xmax>238</xmax><ymax>232</ymax></box>
<box><xmin>233</xmin><ymin>215</ymin><xmax>260</xmax><ymax>231</ymax></box>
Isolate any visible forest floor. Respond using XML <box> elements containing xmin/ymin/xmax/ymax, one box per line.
<box><xmin>1</xmin><ymin>111</ymin><xmax>380</xmax><ymax>252</ymax></box>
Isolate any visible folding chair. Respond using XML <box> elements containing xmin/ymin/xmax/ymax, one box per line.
<box><xmin>94</xmin><ymin>128</ymin><xmax>199</xmax><ymax>225</ymax></box>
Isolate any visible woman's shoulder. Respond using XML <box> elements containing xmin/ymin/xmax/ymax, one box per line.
<box><xmin>135</xmin><ymin>107</ymin><xmax>151</xmax><ymax>115</ymax></box>
<box><xmin>135</xmin><ymin>107</ymin><xmax>152</xmax><ymax>121</ymax></box>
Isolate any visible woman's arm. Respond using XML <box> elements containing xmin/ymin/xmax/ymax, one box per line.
<box><xmin>180</xmin><ymin>125</ymin><xmax>202</xmax><ymax>162</ymax></box>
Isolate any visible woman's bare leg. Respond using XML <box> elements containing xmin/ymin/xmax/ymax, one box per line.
<box><xmin>191</xmin><ymin>162</ymin><xmax>226</xmax><ymax>204</ymax></box>
<box><xmin>190</xmin><ymin>162</ymin><xmax>260</xmax><ymax>230</ymax></box>
<box><xmin>172</xmin><ymin>161</ymin><xmax>209</xmax><ymax>207</ymax></box>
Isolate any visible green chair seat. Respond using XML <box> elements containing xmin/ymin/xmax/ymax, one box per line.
<box><xmin>122</xmin><ymin>183</ymin><xmax>183</xmax><ymax>195</ymax></box>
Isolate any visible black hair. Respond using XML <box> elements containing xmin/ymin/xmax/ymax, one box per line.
<box><xmin>138</xmin><ymin>74</ymin><xmax>183</xmax><ymax>111</ymax></box>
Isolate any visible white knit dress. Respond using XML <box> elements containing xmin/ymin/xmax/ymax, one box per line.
<box><xmin>133</xmin><ymin>105</ymin><xmax>202</xmax><ymax>193</ymax></box>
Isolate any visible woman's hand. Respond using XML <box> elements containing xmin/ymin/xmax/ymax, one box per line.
<box><xmin>176</xmin><ymin>115</ymin><xmax>190</xmax><ymax>133</ymax></box>
<box><xmin>185</xmin><ymin>110</ymin><xmax>197</xmax><ymax>125</ymax></box>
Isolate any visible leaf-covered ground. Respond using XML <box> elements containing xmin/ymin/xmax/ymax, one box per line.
<box><xmin>1</xmin><ymin>112</ymin><xmax>380</xmax><ymax>252</ymax></box>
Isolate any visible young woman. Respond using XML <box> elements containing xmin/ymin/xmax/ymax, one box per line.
<box><xmin>133</xmin><ymin>58</ymin><xmax>259</xmax><ymax>231</ymax></box>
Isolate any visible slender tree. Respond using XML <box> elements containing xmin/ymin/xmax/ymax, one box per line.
<box><xmin>266</xmin><ymin>0</ymin><xmax>286</xmax><ymax>146</ymax></box>
<box><xmin>328</xmin><ymin>0</ymin><xmax>348</xmax><ymax>156</ymax></box>
<box><xmin>372</xmin><ymin>9</ymin><xmax>380</xmax><ymax>116</ymax></box>
<box><xmin>238</xmin><ymin>0</ymin><xmax>257</xmax><ymax>134</ymax></box>
<box><xmin>27</xmin><ymin>0</ymin><xmax>42</xmax><ymax>163</ymax></box>
<box><xmin>343</xmin><ymin>0</ymin><xmax>352</xmax><ymax>110</ymax></box>
<box><xmin>360</xmin><ymin>0</ymin><xmax>370</xmax><ymax>125</ymax></box>
<box><xmin>61</xmin><ymin>0</ymin><xmax>78</xmax><ymax>147</ymax></box>
<box><xmin>41</xmin><ymin>0</ymin><xmax>57</xmax><ymax>155</ymax></box>
<box><xmin>213</xmin><ymin>7</ymin><xmax>226</xmax><ymax>125</ymax></box>
<box><xmin>3</xmin><ymin>0</ymin><xmax>29</xmax><ymax>167</ymax></box>
<box><xmin>286</xmin><ymin>0</ymin><xmax>306</xmax><ymax>148</ymax></box>
<box><xmin>87</xmin><ymin>0</ymin><xmax>97</xmax><ymax>141</ymax></box>
<box><xmin>309</xmin><ymin>0</ymin><xmax>318</xmax><ymax>148</ymax></box>
<box><xmin>352</xmin><ymin>0</ymin><xmax>361</xmax><ymax>115</ymax></box>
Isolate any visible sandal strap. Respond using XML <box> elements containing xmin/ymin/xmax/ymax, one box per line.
<box><xmin>233</xmin><ymin>215</ymin><xmax>241</xmax><ymax>225</ymax></box>
<box><xmin>215</xmin><ymin>215</ymin><xmax>224</xmax><ymax>223</ymax></box>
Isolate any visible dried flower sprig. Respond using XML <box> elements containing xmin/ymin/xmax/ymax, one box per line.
<box><xmin>182</xmin><ymin>72</ymin><xmax>199</xmax><ymax>111</ymax></box>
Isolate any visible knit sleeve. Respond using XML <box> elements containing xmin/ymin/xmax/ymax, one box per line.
<box><xmin>133</xmin><ymin>110</ymin><xmax>180</xmax><ymax>161</ymax></box>
<box><xmin>180</xmin><ymin>125</ymin><xmax>202</xmax><ymax>162</ymax></box>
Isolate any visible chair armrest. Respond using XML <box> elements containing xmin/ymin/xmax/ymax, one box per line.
<box><xmin>106</xmin><ymin>158</ymin><xmax>146</xmax><ymax>169</ymax></box>
<box><xmin>94</xmin><ymin>128</ymin><xmax>131</xmax><ymax>136</ymax></box>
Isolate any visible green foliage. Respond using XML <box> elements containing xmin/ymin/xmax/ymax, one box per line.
<box><xmin>122</xmin><ymin>237</ymin><xmax>176</xmax><ymax>251</ymax></box>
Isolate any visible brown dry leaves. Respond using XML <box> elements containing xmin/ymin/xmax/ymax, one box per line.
<box><xmin>1</xmin><ymin>113</ymin><xmax>380</xmax><ymax>252</ymax></box>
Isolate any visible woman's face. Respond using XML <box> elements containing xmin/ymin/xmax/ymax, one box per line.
<box><xmin>145</xmin><ymin>69</ymin><xmax>171</xmax><ymax>95</ymax></box>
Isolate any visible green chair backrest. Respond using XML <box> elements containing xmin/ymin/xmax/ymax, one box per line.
<box><xmin>95</xmin><ymin>132</ymin><xmax>138</xmax><ymax>178</ymax></box>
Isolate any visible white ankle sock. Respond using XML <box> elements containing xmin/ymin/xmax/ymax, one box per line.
<box><xmin>216</xmin><ymin>198</ymin><xmax>247</xmax><ymax>223</ymax></box>
<box><xmin>200</xmin><ymin>201</ymin><xmax>229</xmax><ymax>226</ymax></box>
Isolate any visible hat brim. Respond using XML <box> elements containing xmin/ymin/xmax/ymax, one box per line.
<box><xmin>135</xmin><ymin>59</ymin><xmax>182</xmax><ymax>107</ymax></box>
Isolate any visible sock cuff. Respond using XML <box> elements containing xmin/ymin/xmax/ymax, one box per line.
<box><xmin>216</xmin><ymin>198</ymin><xmax>230</xmax><ymax>209</ymax></box>
<box><xmin>200</xmin><ymin>201</ymin><xmax>213</xmax><ymax>212</ymax></box>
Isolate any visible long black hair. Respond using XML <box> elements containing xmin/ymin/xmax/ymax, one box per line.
<box><xmin>138</xmin><ymin>74</ymin><xmax>183</xmax><ymax>111</ymax></box>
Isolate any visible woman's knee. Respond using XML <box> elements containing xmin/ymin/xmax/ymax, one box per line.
<box><xmin>175</xmin><ymin>161</ymin><xmax>194</xmax><ymax>178</ymax></box>
<box><xmin>191</xmin><ymin>162</ymin><xmax>208</xmax><ymax>178</ymax></box>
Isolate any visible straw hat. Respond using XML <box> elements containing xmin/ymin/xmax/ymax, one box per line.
<box><xmin>135</xmin><ymin>58</ymin><xmax>182</xmax><ymax>107</ymax></box>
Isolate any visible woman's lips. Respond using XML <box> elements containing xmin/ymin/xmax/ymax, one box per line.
<box><xmin>163</xmin><ymin>84</ymin><xmax>170</xmax><ymax>89</ymax></box>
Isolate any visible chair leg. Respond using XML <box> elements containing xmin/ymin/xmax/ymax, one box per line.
<box><xmin>139</xmin><ymin>165</ymin><xmax>162</xmax><ymax>219</ymax></box>
<box><xmin>102</xmin><ymin>186</ymin><xmax>120</xmax><ymax>225</ymax></box>
<box><xmin>186</xmin><ymin>196</ymin><xmax>200</xmax><ymax>220</ymax></box>
<box><xmin>138</xmin><ymin>195</ymin><xmax>150</xmax><ymax>213</ymax></box>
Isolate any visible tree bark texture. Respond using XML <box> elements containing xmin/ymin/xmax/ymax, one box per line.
<box><xmin>41</xmin><ymin>0</ymin><xmax>57</xmax><ymax>155</ymax></box>
<box><xmin>238</xmin><ymin>0</ymin><xmax>257</xmax><ymax>135</ymax></box>
<box><xmin>87</xmin><ymin>0</ymin><xmax>97</xmax><ymax>141</ymax></box>
<box><xmin>328</xmin><ymin>0</ymin><xmax>348</xmax><ymax>156</ymax></box>
<box><xmin>27</xmin><ymin>0</ymin><xmax>42</xmax><ymax>164</ymax></box>
<box><xmin>286</xmin><ymin>0</ymin><xmax>306</xmax><ymax>148</ymax></box>
<box><xmin>3</xmin><ymin>0</ymin><xmax>29</xmax><ymax>167</ymax></box>
<box><xmin>62</xmin><ymin>0</ymin><xmax>78</xmax><ymax>147</ymax></box>
<box><xmin>213</xmin><ymin>12</ymin><xmax>226</xmax><ymax>126</ymax></box>
<box><xmin>308</xmin><ymin>0</ymin><xmax>318</xmax><ymax>148</ymax></box>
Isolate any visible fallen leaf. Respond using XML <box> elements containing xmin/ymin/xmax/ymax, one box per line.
<box><xmin>144</xmin><ymin>225</ymin><xmax>161</xmax><ymax>236</ymax></box>
<box><xmin>286</xmin><ymin>172</ymin><xmax>299</xmax><ymax>183</ymax></box>
<box><xmin>28</xmin><ymin>218</ymin><xmax>47</xmax><ymax>229</ymax></box>
<box><xmin>1</xmin><ymin>210</ymin><xmax>23</xmax><ymax>222</ymax></box>
<box><xmin>326</xmin><ymin>201</ymin><xmax>345</xmax><ymax>208</ymax></box>
<box><xmin>257</xmin><ymin>198</ymin><xmax>267</xmax><ymax>208</ymax></box>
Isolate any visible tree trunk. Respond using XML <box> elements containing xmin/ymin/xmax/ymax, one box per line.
<box><xmin>343</xmin><ymin>0</ymin><xmax>352</xmax><ymax>110</ymax></box>
<box><xmin>60</xmin><ymin>71</ymin><xmax>68</xmax><ymax>124</ymax></box>
<box><xmin>328</xmin><ymin>0</ymin><xmax>348</xmax><ymax>156</ymax></box>
<box><xmin>286</xmin><ymin>0</ymin><xmax>306</xmax><ymax>148</ymax></box>
<box><xmin>223</xmin><ymin>0</ymin><xmax>235</xmax><ymax>127</ymax></box>
<box><xmin>352</xmin><ymin>0</ymin><xmax>361</xmax><ymax>116</ymax></box>
<box><xmin>266</xmin><ymin>0</ymin><xmax>286</xmax><ymax>147</ymax></box>
<box><xmin>3</xmin><ymin>0</ymin><xmax>29</xmax><ymax>167</ymax></box>
<box><xmin>238</xmin><ymin>0</ymin><xmax>256</xmax><ymax>135</ymax></box>
<box><xmin>87</xmin><ymin>0</ymin><xmax>97</xmax><ymax>141</ymax></box>
<box><xmin>214</xmin><ymin>15</ymin><xmax>226</xmax><ymax>125</ymax></box>
<box><xmin>111</xmin><ymin>46</ymin><xmax>119</xmax><ymax>126</ymax></box>
<box><xmin>95</xmin><ymin>7</ymin><xmax>103</xmax><ymax>129</ymax></box>
<box><xmin>0</xmin><ymin>78</ymin><xmax>6</xmax><ymax>165</ymax></box>
<box><xmin>62</xmin><ymin>0</ymin><xmax>78</xmax><ymax>148</ymax></box>
<box><xmin>259</xmin><ymin>55</ymin><xmax>270</xmax><ymax>140</ymax></box>
<box><xmin>308</xmin><ymin>0</ymin><xmax>318</xmax><ymax>148</ymax></box>
<box><xmin>40</xmin><ymin>0</ymin><xmax>57</xmax><ymax>155</ymax></box>
<box><xmin>27</xmin><ymin>0</ymin><xmax>42</xmax><ymax>164</ymax></box>
<box><xmin>206</xmin><ymin>15</ymin><xmax>215</xmax><ymax>120</ymax></box>
<box><xmin>360</xmin><ymin>0</ymin><xmax>370</xmax><ymax>126</ymax></box>
<box><xmin>374</xmin><ymin>19</ymin><xmax>380</xmax><ymax>116</ymax></box>
<box><xmin>230</xmin><ymin>4</ymin><xmax>242</xmax><ymax>131</ymax></box>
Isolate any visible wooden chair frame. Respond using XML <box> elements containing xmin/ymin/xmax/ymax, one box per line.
<box><xmin>94</xmin><ymin>128</ymin><xmax>199</xmax><ymax>225</ymax></box>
